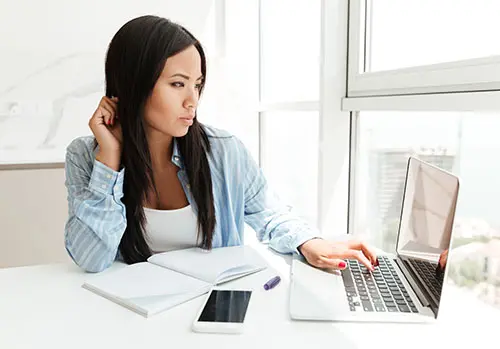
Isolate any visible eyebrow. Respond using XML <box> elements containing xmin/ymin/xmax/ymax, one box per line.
<box><xmin>169</xmin><ymin>73</ymin><xmax>204</xmax><ymax>81</ymax></box>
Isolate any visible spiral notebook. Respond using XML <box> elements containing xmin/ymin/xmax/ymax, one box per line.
<box><xmin>82</xmin><ymin>245</ymin><xmax>268</xmax><ymax>317</ymax></box>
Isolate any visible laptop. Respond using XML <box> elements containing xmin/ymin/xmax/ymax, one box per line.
<box><xmin>289</xmin><ymin>157</ymin><xmax>460</xmax><ymax>323</ymax></box>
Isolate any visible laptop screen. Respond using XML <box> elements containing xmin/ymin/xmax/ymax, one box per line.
<box><xmin>395</xmin><ymin>157</ymin><xmax>459</xmax><ymax>312</ymax></box>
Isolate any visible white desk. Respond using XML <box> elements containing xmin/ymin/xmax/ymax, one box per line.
<box><xmin>1</xmin><ymin>244</ymin><xmax>498</xmax><ymax>349</ymax></box>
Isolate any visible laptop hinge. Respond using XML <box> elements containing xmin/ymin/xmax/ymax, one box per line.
<box><xmin>395</xmin><ymin>257</ymin><xmax>431</xmax><ymax>308</ymax></box>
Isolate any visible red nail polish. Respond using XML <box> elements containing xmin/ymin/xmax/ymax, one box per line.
<box><xmin>339</xmin><ymin>261</ymin><xmax>346</xmax><ymax>268</ymax></box>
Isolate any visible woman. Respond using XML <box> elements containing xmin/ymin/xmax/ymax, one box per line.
<box><xmin>64</xmin><ymin>15</ymin><xmax>377</xmax><ymax>273</ymax></box>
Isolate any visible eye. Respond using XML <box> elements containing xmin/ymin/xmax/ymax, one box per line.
<box><xmin>195</xmin><ymin>83</ymin><xmax>203</xmax><ymax>90</ymax></box>
<box><xmin>171</xmin><ymin>82</ymin><xmax>184</xmax><ymax>88</ymax></box>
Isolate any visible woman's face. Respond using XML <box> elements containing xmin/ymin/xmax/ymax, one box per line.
<box><xmin>143</xmin><ymin>45</ymin><xmax>203</xmax><ymax>138</ymax></box>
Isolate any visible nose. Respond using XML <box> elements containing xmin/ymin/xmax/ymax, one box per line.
<box><xmin>183</xmin><ymin>87</ymin><xmax>199</xmax><ymax>111</ymax></box>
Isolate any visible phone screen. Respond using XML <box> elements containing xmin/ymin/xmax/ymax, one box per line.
<box><xmin>198</xmin><ymin>290</ymin><xmax>252</xmax><ymax>323</ymax></box>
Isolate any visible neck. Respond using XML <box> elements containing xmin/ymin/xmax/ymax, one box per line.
<box><xmin>146</xmin><ymin>128</ymin><xmax>174</xmax><ymax>170</ymax></box>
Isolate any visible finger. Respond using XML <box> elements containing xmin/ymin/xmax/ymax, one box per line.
<box><xmin>349</xmin><ymin>240</ymin><xmax>378</xmax><ymax>266</ymax></box>
<box><xmin>92</xmin><ymin>107</ymin><xmax>110</xmax><ymax>126</ymax></box>
<box><xmin>103</xmin><ymin>96</ymin><xmax>118</xmax><ymax>109</ymax></box>
<box><xmin>347</xmin><ymin>249</ymin><xmax>374</xmax><ymax>271</ymax></box>
<box><xmin>319</xmin><ymin>256</ymin><xmax>347</xmax><ymax>270</ymax></box>
<box><xmin>100</xmin><ymin>105</ymin><xmax>114</xmax><ymax>125</ymax></box>
<box><xmin>101</xmin><ymin>99</ymin><xmax>117</xmax><ymax>117</ymax></box>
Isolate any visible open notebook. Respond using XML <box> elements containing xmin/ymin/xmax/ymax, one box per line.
<box><xmin>82</xmin><ymin>245</ymin><xmax>268</xmax><ymax>317</ymax></box>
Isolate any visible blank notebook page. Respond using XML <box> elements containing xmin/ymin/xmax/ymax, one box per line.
<box><xmin>147</xmin><ymin>246</ymin><xmax>268</xmax><ymax>284</ymax></box>
<box><xmin>83</xmin><ymin>262</ymin><xmax>210</xmax><ymax>299</ymax></box>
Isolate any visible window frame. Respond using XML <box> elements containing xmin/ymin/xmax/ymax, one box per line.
<box><xmin>347</xmin><ymin>0</ymin><xmax>500</xmax><ymax>98</ymax></box>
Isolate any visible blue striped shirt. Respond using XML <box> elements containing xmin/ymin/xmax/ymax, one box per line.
<box><xmin>64</xmin><ymin>125</ymin><xmax>320</xmax><ymax>272</ymax></box>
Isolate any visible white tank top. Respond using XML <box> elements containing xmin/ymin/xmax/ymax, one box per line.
<box><xmin>143</xmin><ymin>205</ymin><xmax>200</xmax><ymax>254</ymax></box>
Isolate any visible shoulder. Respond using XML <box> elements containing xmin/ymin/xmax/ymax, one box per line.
<box><xmin>65</xmin><ymin>136</ymin><xmax>97</xmax><ymax>168</ymax></box>
<box><xmin>200</xmin><ymin>124</ymin><xmax>255</xmax><ymax>171</ymax></box>
<box><xmin>201</xmin><ymin>124</ymin><xmax>234</xmax><ymax>140</ymax></box>
<box><xmin>201</xmin><ymin>124</ymin><xmax>248</xmax><ymax>157</ymax></box>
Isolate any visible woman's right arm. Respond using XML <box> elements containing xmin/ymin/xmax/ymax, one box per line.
<box><xmin>65</xmin><ymin>96</ymin><xmax>126</xmax><ymax>272</ymax></box>
<box><xmin>64</xmin><ymin>142</ymin><xmax>127</xmax><ymax>273</ymax></box>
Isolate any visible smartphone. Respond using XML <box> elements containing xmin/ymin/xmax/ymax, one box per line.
<box><xmin>192</xmin><ymin>289</ymin><xmax>252</xmax><ymax>334</ymax></box>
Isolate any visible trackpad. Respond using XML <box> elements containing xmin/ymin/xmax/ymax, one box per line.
<box><xmin>290</xmin><ymin>256</ymin><xmax>349</xmax><ymax>320</ymax></box>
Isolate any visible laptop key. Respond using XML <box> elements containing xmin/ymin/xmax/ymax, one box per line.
<box><xmin>398</xmin><ymin>305</ymin><xmax>411</xmax><ymax>313</ymax></box>
<box><xmin>396</xmin><ymin>300</ymin><xmax>407</xmax><ymax>305</ymax></box>
<box><xmin>411</xmin><ymin>307</ymin><xmax>418</xmax><ymax>313</ymax></box>
<box><xmin>387</xmin><ymin>306</ymin><xmax>399</xmax><ymax>312</ymax></box>
<box><xmin>362</xmin><ymin>301</ymin><xmax>374</xmax><ymax>312</ymax></box>
<box><xmin>375</xmin><ymin>305</ymin><xmax>386</xmax><ymax>312</ymax></box>
<box><xmin>350</xmin><ymin>306</ymin><xmax>356</xmax><ymax>311</ymax></box>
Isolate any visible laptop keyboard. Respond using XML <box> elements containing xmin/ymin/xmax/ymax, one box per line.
<box><xmin>341</xmin><ymin>256</ymin><xmax>419</xmax><ymax>313</ymax></box>
<box><xmin>407</xmin><ymin>259</ymin><xmax>443</xmax><ymax>303</ymax></box>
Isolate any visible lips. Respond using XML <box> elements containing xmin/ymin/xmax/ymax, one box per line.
<box><xmin>179</xmin><ymin>114</ymin><xmax>195</xmax><ymax>121</ymax></box>
<box><xmin>179</xmin><ymin>115</ymin><xmax>194</xmax><ymax>126</ymax></box>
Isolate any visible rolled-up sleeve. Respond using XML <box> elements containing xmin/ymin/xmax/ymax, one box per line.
<box><xmin>64</xmin><ymin>139</ymin><xmax>127</xmax><ymax>272</ymax></box>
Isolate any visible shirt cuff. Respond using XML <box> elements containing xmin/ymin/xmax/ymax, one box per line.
<box><xmin>88</xmin><ymin>159</ymin><xmax>125</xmax><ymax>196</ymax></box>
<box><xmin>293</xmin><ymin>233</ymin><xmax>323</xmax><ymax>256</ymax></box>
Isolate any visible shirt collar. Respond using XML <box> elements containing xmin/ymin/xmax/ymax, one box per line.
<box><xmin>170</xmin><ymin>138</ymin><xmax>184</xmax><ymax>170</ymax></box>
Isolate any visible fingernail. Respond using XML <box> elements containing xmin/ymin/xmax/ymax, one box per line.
<box><xmin>339</xmin><ymin>261</ymin><xmax>346</xmax><ymax>268</ymax></box>
<box><xmin>375</xmin><ymin>258</ymin><xmax>380</xmax><ymax>267</ymax></box>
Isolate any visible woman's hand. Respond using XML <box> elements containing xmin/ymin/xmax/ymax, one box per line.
<box><xmin>89</xmin><ymin>96</ymin><xmax>122</xmax><ymax>170</ymax></box>
<box><xmin>436</xmin><ymin>249</ymin><xmax>449</xmax><ymax>276</ymax></box>
<box><xmin>298</xmin><ymin>238</ymin><xmax>378</xmax><ymax>271</ymax></box>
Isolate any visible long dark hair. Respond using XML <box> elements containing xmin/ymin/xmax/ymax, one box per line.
<box><xmin>104</xmin><ymin>15</ymin><xmax>216</xmax><ymax>264</ymax></box>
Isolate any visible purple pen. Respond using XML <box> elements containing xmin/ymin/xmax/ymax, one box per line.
<box><xmin>263</xmin><ymin>276</ymin><xmax>281</xmax><ymax>290</ymax></box>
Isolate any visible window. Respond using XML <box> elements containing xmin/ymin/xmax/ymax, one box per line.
<box><xmin>260</xmin><ymin>0</ymin><xmax>321</xmax><ymax>103</ymax></box>
<box><xmin>258</xmin><ymin>0</ymin><xmax>321</xmax><ymax>225</ymax></box>
<box><xmin>261</xmin><ymin>111</ymin><xmax>319</xmax><ymax>225</ymax></box>
<box><xmin>368</xmin><ymin>0</ymin><xmax>500</xmax><ymax>72</ymax></box>
<box><xmin>348</xmin><ymin>0</ymin><xmax>500</xmax><ymax>97</ymax></box>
